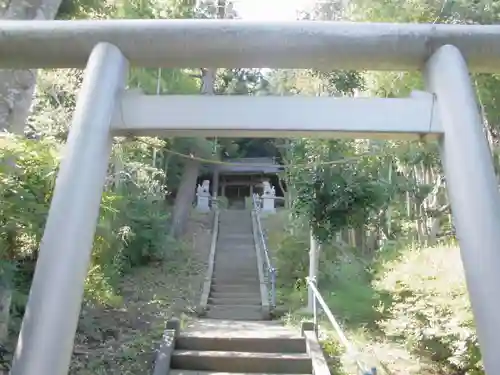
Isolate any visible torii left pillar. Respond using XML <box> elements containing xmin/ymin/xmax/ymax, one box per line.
<box><xmin>10</xmin><ymin>43</ymin><xmax>128</xmax><ymax>375</ymax></box>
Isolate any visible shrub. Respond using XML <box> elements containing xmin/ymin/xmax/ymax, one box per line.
<box><xmin>374</xmin><ymin>246</ymin><xmax>482</xmax><ymax>374</ymax></box>
<box><xmin>1</xmin><ymin>135</ymin><xmax>175</xmax><ymax>310</ymax></box>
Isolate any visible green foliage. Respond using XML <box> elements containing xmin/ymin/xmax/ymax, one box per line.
<box><xmin>375</xmin><ymin>245</ymin><xmax>481</xmax><ymax>374</ymax></box>
<box><xmin>311</xmin><ymin>70</ymin><xmax>365</xmax><ymax>96</ymax></box>
<box><xmin>294</xmin><ymin>168</ymin><xmax>388</xmax><ymax>243</ymax></box>
<box><xmin>129</xmin><ymin>68</ymin><xmax>200</xmax><ymax>95</ymax></box>
<box><xmin>265</xmin><ymin>212</ymin><xmax>383</xmax><ymax>324</ymax></box>
<box><xmin>320</xmin><ymin>337</ymin><xmax>349</xmax><ymax>375</ymax></box>
<box><xmin>268</xmin><ymin>210</ymin><xmax>481</xmax><ymax>374</ymax></box>
<box><xmin>1</xmin><ymin>134</ymin><xmax>176</xmax><ymax>312</ymax></box>
<box><xmin>289</xmin><ymin>140</ymin><xmax>391</xmax><ymax>243</ymax></box>
<box><xmin>0</xmin><ymin>136</ymin><xmax>59</xmax><ymax>277</ymax></box>
<box><xmin>56</xmin><ymin>0</ymin><xmax>111</xmax><ymax>19</ymax></box>
<box><xmin>216</xmin><ymin>69</ymin><xmax>269</xmax><ymax>95</ymax></box>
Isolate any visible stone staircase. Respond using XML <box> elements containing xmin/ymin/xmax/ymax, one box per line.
<box><xmin>153</xmin><ymin>209</ymin><xmax>331</xmax><ymax>375</ymax></box>
<box><xmin>205</xmin><ymin>209</ymin><xmax>265</xmax><ymax>320</ymax></box>
<box><xmin>169</xmin><ymin>320</ymin><xmax>321</xmax><ymax>375</ymax></box>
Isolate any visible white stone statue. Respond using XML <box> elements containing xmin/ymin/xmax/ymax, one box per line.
<box><xmin>196</xmin><ymin>180</ymin><xmax>210</xmax><ymax>212</ymax></box>
<box><xmin>261</xmin><ymin>181</ymin><xmax>276</xmax><ymax>213</ymax></box>
<box><xmin>196</xmin><ymin>180</ymin><xmax>210</xmax><ymax>196</ymax></box>
<box><xmin>262</xmin><ymin>181</ymin><xmax>272</xmax><ymax>196</ymax></box>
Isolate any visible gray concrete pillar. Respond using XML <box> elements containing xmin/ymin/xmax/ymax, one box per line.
<box><xmin>425</xmin><ymin>44</ymin><xmax>500</xmax><ymax>375</ymax></box>
<box><xmin>10</xmin><ymin>43</ymin><xmax>128</xmax><ymax>375</ymax></box>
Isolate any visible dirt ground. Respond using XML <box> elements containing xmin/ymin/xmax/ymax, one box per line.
<box><xmin>70</xmin><ymin>211</ymin><xmax>213</xmax><ymax>375</ymax></box>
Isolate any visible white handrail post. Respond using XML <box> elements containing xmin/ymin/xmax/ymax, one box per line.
<box><xmin>307</xmin><ymin>229</ymin><xmax>320</xmax><ymax>312</ymax></box>
<box><xmin>312</xmin><ymin>290</ymin><xmax>318</xmax><ymax>333</ymax></box>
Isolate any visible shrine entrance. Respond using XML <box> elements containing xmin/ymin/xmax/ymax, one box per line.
<box><xmin>5</xmin><ymin>20</ymin><xmax>500</xmax><ymax>375</ymax></box>
<box><xmin>226</xmin><ymin>185</ymin><xmax>250</xmax><ymax>209</ymax></box>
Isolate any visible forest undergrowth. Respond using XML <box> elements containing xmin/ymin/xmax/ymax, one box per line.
<box><xmin>70</xmin><ymin>212</ymin><xmax>212</xmax><ymax>375</ymax></box>
<box><xmin>264</xmin><ymin>211</ymin><xmax>480</xmax><ymax>375</ymax></box>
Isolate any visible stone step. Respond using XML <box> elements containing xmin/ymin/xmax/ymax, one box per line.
<box><xmin>175</xmin><ymin>336</ymin><xmax>307</xmax><ymax>353</ymax></box>
<box><xmin>171</xmin><ymin>350</ymin><xmax>312</xmax><ymax>373</ymax></box>
<box><xmin>216</xmin><ymin>240</ymin><xmax>254</xmax><ymax>244</ymax></box>
<box><xmin>215</xmin><ymin>246</ymin><xmax>255</xmax><ymax>251</ymax></box>
<box><xmin>212</xmin><ymin>272</ymin><xmax>257</xmax><ymax>278</ymax></box>
<box><xmin>217</xmin><ymin>236</ymin><xmax>252</xmax><ymax>239</ymax></box>
<box><xmin>217</xmin><ymin>234</ymin><xmax>254</xmax><ymax>238</ymax></box>
<box><xmin>214</xmin><ymin>258</ymin><xmax>257</xmax><ymax>265</ymax></box>
<box><xmin>171</xmin><ymin>371</ymin><xmax>309</xmax><ymax>375</ymax></box>
<box><xmin>183</xmin><ymin>319</ymin><xmax>303</xmax><ymax>338</ymax></box>
<box><xmin>206</xmin><ymin>305</ymin><xmax>264</xmax><ymax>321</ymax></box>
<box><xmin>214</xmin><ymin>253</ymin><xmax>256</xmax><ymax>258</ymax></box>
<box><xmin>211</xmin><ymin>278</ymin><xmax>259</xmax><ymax>286</ymax></box>
<box><xmin>205</xmin><ymin>311</ymin><xmax>262</xmax><ymax>321</ymax></box>
<box><xmin>219</xmin><ymin>226</ymin><xmax>252</xmax><ymax>228</ymax></box>
<box><xmin>219</xmin><ymin>229</ymin><xmax>252</xmax><ymax>232</ymax></box>
<box><xmin>211</xmin><ymin>271</ymin><xmax>258</xmax><ymax>279</ymax></box>
<box><xmin>218</xmin><ymin>224</ymin><xmax>252</xmax><ymax>227</ymax></box>
<box><xmin>213</xmin><ymin>268</ymin><xmax>257</xmax><ymax>273</ymax></box>
<box><xmin>212</xmin><ymin>269</ymin><xmax>258</xmax><ymax>275</ymax></box>
<box><xmin>212</xmin><ymin>266</ymin><xmax>257</xmax><ymax>272</ymax></box>
<box><xmin>215</xmin><ymin>245</ymin><xmax>255</xmax><ymax>250</ymax></box>
<box><xmin>209</xmin><ymin>291</ymin><xmax>261</xmax><ymax>300</ymax></box>
<box><xmin>208</xmin><ymin>297</ymin><xmax>261</xmax><ymax>306</ymax></box>
<box><xmin>213</xmin><ymin>265</ymin><xmax>257</xmax><ymax>271</ymax></box>
<box><xmin>214</xmin><ymin>247</ymin><xmax>255</xmax><ymax>251</ymax></box>
<box><xmin>212</xmin><ymin>272</ymin><xmax>257</xmax><ymax>277</ymax></box>
<box><xmin>216</xmin><ymin>243</ymin><xmax>255</xmax><ymax>248</ymax></box>
<box><xmin>214</xmin><ymin>253</ymin><xmax>255</xmax><ymax>257</ymax></box>
<box><xmin>218</xmin><ymin>222</ymin><xmax>252</xmax><ymax>226</ymax></box>
<box><xmin>214</xmin><ymin>254</ymin><xmax>256</xmax><ymax>258</ymax></box>
<box><xmin>211</xmin><ymin>276</ymin><xmax>259</xmax><ymax>284</ymax></box>
<box><xmin>214</xmin><ymin>257</ymin><xmax>257</xmax><ymax>270</ymax></box>
<box><xmin>215</xmin><ymin>253</ymin><xmax>255</xmax><ymax>257</ymax></box>
<box><xmin>211</xmin><ymin>285</ymin><xmax>261</xmax><ymax>293</ymax></box>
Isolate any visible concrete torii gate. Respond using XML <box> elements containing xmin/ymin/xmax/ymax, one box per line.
<box><xmin>3</xmin><ymin>19</ymin><xmax>500</xmax><ymax>375</ymax></box>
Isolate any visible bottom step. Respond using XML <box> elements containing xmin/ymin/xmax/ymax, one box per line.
<box><xmin>171</xmin><ymin>351</ymin><xmax>312</xmax><ymax>373</ymax></box>
<box><xmin>171</xmin><ymin>372</ymin><xmax>310</xmax><ymax>375</ymax></box>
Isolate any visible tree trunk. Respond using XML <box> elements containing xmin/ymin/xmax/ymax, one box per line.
<box><xmin>169</xmin><ymin>68</ymin><xmax>215</xmax><ymax>238</ymax></box>
<box><xmin>354</xmin><ymin>226</ymin><xmax>364</xmax><ymax>253</ymax></box>
<box><xmin>0</xmin><ymin>230</ymin><xmax>16</xmax><ymax>345</ymax></box>
<box><xmin>169</xmin><ymin>0</ymin><xmax>224</xmax><ymax>237</ymax></box>
<box><xmin>0</xmin><ymin>285</ymin><xmax>12</xmax><ymax>344</ymax></box>
<box><xmin>170</xmin><ymin>158</ymin><xmax>200</xmax><ymax>238</ymax></box>
<box><xmin>0</xmin><ymin>0</ymin><xmax>64</xmax><ymax>133</ymax></box>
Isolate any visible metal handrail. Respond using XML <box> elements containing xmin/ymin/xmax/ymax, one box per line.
<box><xmin>306</xmin><ymin>277</ymin><xmax>377</xmax><ymax>375</ymax></box>
<box><xmin>252</xmin><ymin>193</ymin><xmax>277</xmax><ymax>307</ymax></box>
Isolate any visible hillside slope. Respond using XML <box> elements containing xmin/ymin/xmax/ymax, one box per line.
<box><xmin>263</xmin><ymin>212</ymin><xmax>479</xmax><ymax>375</ymax></box>
<box><xmin>70</xmin><ymin>211</ymin><xmax>213</xmax><ymax>375</ymax></box>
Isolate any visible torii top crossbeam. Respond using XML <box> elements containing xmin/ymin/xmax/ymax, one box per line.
<box><xmin>1</xmin><ymin>19</ymin><xmax>500</xmax><ymax>71</ymax></box>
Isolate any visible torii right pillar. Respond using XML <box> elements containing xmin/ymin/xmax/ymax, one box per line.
<box><xmin>425</xmin><ymin>44</ymin><xmax>500</xmax><ymax>375</ymax></box>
